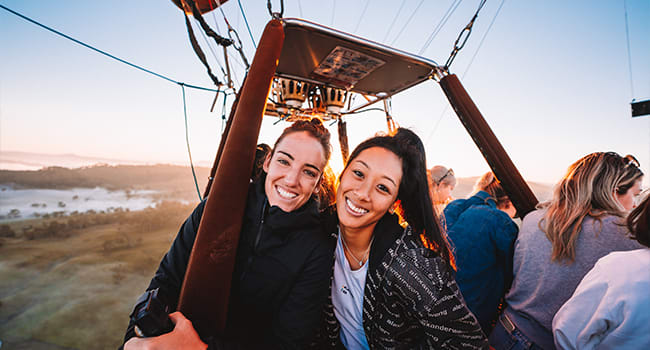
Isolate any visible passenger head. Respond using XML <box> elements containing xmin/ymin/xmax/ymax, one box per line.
<box><xmin>263</xmin><ymin>119</ymin><xmax>332</xmax><ymax>212</ymax></box>
<box><xmin>428</xmin><ymin>165</ymin><xmax>456</xmax><ymax>205</ymax></box>
<box><xmin>336</xmin><ymin>128</ymin><xmax>453</xmax><ymax>267</ymax></box>
<box><xmin>543</xmin><ymin>152</ymin><xmax>644</xmax><ymax>262</ymax></box>
<box><xmin>615</xmin><ymin>155</ymin><xmax>644</xmax><ymax>211</ymax></box>
<box><xmin>627</xmin><ymin>191</ymin><xmax>650</xmax><ymax>248</ymax></box>
<box><xmin>474</xmin><ymin>172</ymin><xmax>516</xmax><ymax>218</ymax></box>
<box><xmin>251</xmin><ymin>143</ymin><xmax>271</xmax><ymax>181</ymax></box>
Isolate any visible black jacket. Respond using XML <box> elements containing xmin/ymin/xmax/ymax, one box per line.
<box><xmin>123</xmin><ymin>180</ymin><xmax>335</xmax><ymax>349</ymax></box>
<box><xmin>315</xmin><ymin>213</ymin><xmax>489</xmax><ymax>349</ymax></box>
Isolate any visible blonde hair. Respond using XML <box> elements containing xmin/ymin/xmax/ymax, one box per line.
<box><xmin>473</xmin><ymin>172</ymin><xmax>510</xmax><ymax>207</ymax></box>
<box><xmin>542</xmin><ymin>152</ymin><xmax>642</xmax><ymax>262</ymax></box>
<box><xmin>429</xmin><ymin>165</ymin><xmax>456</xmax><ymax>187</ymax></box>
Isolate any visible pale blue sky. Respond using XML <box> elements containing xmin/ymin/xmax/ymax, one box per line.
<box><xmin>1</xmin><ymin>0</ymin><xmax>649</xmax><ymax>184</ymax></box>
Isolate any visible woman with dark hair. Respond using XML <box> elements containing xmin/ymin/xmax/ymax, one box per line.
<box><xmin>552</xmin><ymin>190</ymin><xmax>650</xmax><ymax>349</ymax></box>
<box><xmin>490</xmin><ymin>152</ymin><xmax>644</xmax><ymax>350</ymax></box>
<box><xmin>442</xmin><ymin>172</ymin><xmax>519</xmax><ymax>335</ymax></box>
<box><xmin>123</xmin><ymin>119</ymin><xmax>336</xmax><ymax>350</ymax></box>
<box><xmin>316</xmin><ymin>128</ymin><xmax>488</xmax><ymax>349</ymax></box>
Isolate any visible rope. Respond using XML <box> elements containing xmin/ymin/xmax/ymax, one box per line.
<box><xmin>418</xmin><ymin>0</ymin><xmax>464</xmax><ymax>55</ymax></box>
<box><xmin>181</xmin><ymin>84</ymin><xmax>203</xmax><ymax>201</ymax></box>
<box><xmin>383</xmin><ymin>0</ymin><xmax>407</xmax><ymax>42</ymax></box>
<box><xmin>0</xmin><ymin>3</ymin><xmax>221</xmax><ymax>93</ymax></box>
<box><xmin>623</xmin><ymin>0</ymin><xmax>635</xmax><ymax>99</ymax></box>
<box><xmin>353</xmin><ymin>0</ymin><xmax>371</xmax><ymax>33</ymax></box>
<box><xmin>237</xmin><ymin>0</ymin><xmax>257</xmax><ymax>49</ymax></box>
<box><xmin>426</xmin><ymin>0</ymin><xmax>506</xmax><ymax>144</ymax></box>
<box><xmin>390</xmin><ymin>0</ymin><xmax>426</xmax><ymax>46</ymax></box>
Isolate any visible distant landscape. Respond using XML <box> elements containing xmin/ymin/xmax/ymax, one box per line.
<box><xmin>0</xmin><ymin>161</ymin><xmax>553</xmax><ymax>349</ymax></box>
<box><xmin>0</xmin><ymin>163</ymin><xmax>209</xmax><ymax>349</ymax></box>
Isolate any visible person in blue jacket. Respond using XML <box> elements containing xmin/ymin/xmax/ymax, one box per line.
<box><xmin>443</xmin><ymin>172</ymin><xmax>518</xmax><ymax>334</ymax></box>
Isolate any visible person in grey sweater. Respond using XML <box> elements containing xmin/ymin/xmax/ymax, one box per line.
<box><xmin>489</xmin><ymin>152</ymin><xmax>644</xmax><ymax>350</ymax></box>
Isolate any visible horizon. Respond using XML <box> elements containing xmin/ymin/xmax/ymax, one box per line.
<box><xmin>0</xmin><ymin>149</ymin><xmax>565</xmax><ymax>188</ymax></box>
<box><xmin>1</xmin><ymin>1</ymin><xmax>649</xmax><ymax>186</ymax></box>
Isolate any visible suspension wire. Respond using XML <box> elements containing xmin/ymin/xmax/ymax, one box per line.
<box><xmin>390</xmin><ymin>0</ymin><xmax>426</xmax><ymax>46</ymax></box>
<box><xmin>297</xmin><ymin>0</ymin><xmax>304</xmax><ymax>17</ymax></box>
<box><xmin>196</xmin><ymin>20</ymin><xmax>229</xmax><ymax>79</ymax></box>
<box><xmin>267</xmin><ymin>0</ymin><xmax>285</xmax><ymax>19</ymax></box>
<box><xmin>182</xmin><ymin>10</ymin><xmax>224</xmax><ymax>86</ymax></box>
<box><xmin>221</xmin><ymin>91</ymin><xmax>229</xmax><ymax>133</ymax></box>
<box><xmin>185</xmin><ymin>0</ymin><xmax>234</xmax><ymax>48</ymax></box>
<box><xmin>443</xmin><ymin>0</ymin><xmax>488</xmax><ymax>70</ymax></box>
<box><xmin>418</xmin><ymin>0</ymin><xmax>464</xmax><ymax>55</ymax></box>
<box><xmin>204</xmin><ymin>1</ymin><xmax>243</xmax><ymax>83</ymax></box>
<box><xmin>331</xmin><ymin>0</ymin><xmax>336</xmax><ymax>26</ymax></box>
<box><xmin>353</xmin><ymin>0</ymin><xmax>371</xmax><ymax>33</ymax></box>
<box><xmin>214</xmin><ymin>0</ymin><xmax>251</xmax><ymax>69</ymax></box>
<box><xmin>237</xmin><ymin>0</ymin><xmax>257</xmax><ymax>49</ymax></box>
<box><xmin>0</xmin><ymin>4</ymin><xmax>221</xmax><ymax>93</ymax></box>
<box><xmin>383</xmin><ymin>0</ymin><xmax>407</xmax><ymax>42</ymax></box>
<box><xmin>210</xmin><ymin>8</ymin><xmax>223</xmax><ymax>34</ymax></box>
<box><xmin>181</xmin><ymin>84</ymin><xmax>203</xmax><ymax>201</ymax></box>
<box><xmin>426</xmin><ymin>0</ymin><xmax>505</xmax><ymax>145</ymax></box>
<box><xmin>623</xmin><ymin>0</ymin><xmax>635</xmax><ymax>99</ymax></box>
<box><xmin>460</xmin><ymin>0</ymin><xmax>505</xmax><ymax>77</ymax></box>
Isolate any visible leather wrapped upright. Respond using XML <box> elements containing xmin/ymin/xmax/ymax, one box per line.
<box><xmin>178</xmin><ymin>19</ymin><xmax>285</xmax><ymax>336</ymax></box>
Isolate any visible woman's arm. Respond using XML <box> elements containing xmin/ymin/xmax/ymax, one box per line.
<box><xmin>552</xmin><ymin>262</ymin><xmax>611</xmax><ymax>350</ymax></box>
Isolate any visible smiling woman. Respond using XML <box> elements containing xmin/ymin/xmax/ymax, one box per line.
<box><xmin>315</xmin><ymin>128</ymin><xmax>488</xmax><ymax>349</ymax></box>
<box><xmin>121</xmin><ymin>119</ymin><xmax>337</xmax><ymax>350</ymax></box>
<box><xmin>264</xmin><ymin>128</ymin><xmax>330</xmax><ymax>212</ymax></box>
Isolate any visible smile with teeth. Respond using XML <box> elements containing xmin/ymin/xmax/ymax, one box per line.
<box><xmin>346</xmin><ymin>198</ymin><xmax>368</xmax><ymax>215</ymax></box>
<box><xmin>276</xmin><ymin>186</ymin><xmax>298</xmax><ymax>199</ymax></box>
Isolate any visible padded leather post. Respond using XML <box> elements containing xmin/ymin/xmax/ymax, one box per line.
<box><xmin>439</xmin><ymin>74</ymin><xmax>538</xmax><ymax>217</ymax></box>
<box><xmin>178</xmin><ymin>19</ymin><xmax>285</xmax><ymax>336</ymax></box>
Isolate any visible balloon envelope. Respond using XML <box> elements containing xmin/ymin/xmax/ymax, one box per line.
<box><xmin>171</xmin><ymin>0</ymin><xmax>229</xmax><ymax>15</ymax></box>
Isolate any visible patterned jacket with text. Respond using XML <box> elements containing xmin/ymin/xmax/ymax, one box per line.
<box><xmin>314</xmin><ymin>213</ymin><xmax>489</xmax><ymax>349</ymax></box>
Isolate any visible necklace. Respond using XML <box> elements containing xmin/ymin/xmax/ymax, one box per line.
<box><xmin>340</xmin><ymin>233</ymin><xmax>375</xmax><ymax>267</ymax></box>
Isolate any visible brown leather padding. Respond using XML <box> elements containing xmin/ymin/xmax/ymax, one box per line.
<box><xmin>439</xmin><ymin>74</ymin><xmax>538</xmax><ymax>217</ymax></box>
<box><xmin>178</xmin><ymin>19</ymin><xmax>285</xmax><ymax>336</ymax></box>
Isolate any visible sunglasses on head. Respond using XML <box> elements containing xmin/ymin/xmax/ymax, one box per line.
<box><xmin>623</xmin><ymin>154</ymin><xmax>640</xmax><ymax>168</ymax></box>
<box><xmin>436</xmin><ymin>168</ymin><xmax>454</xmax><ymax>184</ymax></box>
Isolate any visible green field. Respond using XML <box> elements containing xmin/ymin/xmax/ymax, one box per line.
<box><xmin>0</xmin><ymin>203</ymin><xmax>195</xmax><ymax>350</ymax></box>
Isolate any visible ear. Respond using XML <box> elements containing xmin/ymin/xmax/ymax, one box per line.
<box><xmin>262</xmin><ymin>152</ymin><xmax>272</xmax><ymax>173</ymax></box>
<box><xmin>313</xmin><ymin>174</ymin><xmax>324</xmax><ymax>194</ymax></box>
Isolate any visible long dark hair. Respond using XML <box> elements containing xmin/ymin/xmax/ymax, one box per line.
<box><xmin>344</xmin><ymin>128</ymin><xmax>453</xmax><ymax>268</ymax></box>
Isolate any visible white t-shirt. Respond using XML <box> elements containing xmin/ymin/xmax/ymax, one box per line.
<box><xmin>332</xmin><ymin>233</ymin><xmax>370</xmax><ymax>350</ymax></box>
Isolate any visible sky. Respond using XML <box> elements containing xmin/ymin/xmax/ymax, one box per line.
<box><xmin>1</xmin><ymin>0</ymin><xmax>649</xmax><ymax>185</ymax></box>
